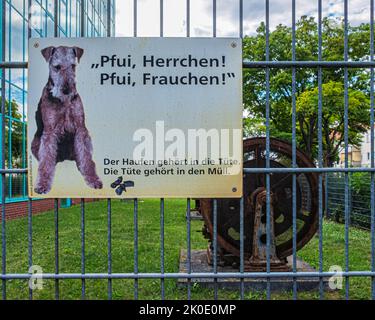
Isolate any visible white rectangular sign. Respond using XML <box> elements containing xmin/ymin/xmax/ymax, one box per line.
<box><xmin>28</xmin><ymin>37</ymin><xmax>243</xmax><ymax>198</ymax></box>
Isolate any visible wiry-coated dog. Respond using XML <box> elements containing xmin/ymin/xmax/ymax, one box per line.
<box><xmin>31</xmin><ymin>46</ymin><xmax>103</xmax><ymax>194</ymax></box>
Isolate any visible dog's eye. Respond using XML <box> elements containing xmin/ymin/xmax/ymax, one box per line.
<box><xmin>54</xmin><ymin>65</ymin><xmax>61</xmax><ymax>71</ymax></box>
<box><xmin>72</xmin><ymin>64</ymin><xmax>76</xmax><ymax>71</ymax></box>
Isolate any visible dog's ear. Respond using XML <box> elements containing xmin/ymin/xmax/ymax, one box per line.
<box><xmin>73</xmin><ymin>47</ymin><xmax>84</xmax><ymax>63</ymax></box>
<box><xmin>41</xmin><ymin>46</ymin><xmax>56</xmax><ymax>62</ymax></box>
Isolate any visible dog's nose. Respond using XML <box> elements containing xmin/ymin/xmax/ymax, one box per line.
<box><xmin>62</xmin><ymin>85</ymin><xmax>71</xmax><ymax>95</ymax></box>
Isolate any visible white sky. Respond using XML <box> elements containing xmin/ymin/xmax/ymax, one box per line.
<box><xmin>115</xmin><ymin>0</ymin><xmax>372</xmax><ymax>37</ymax></box>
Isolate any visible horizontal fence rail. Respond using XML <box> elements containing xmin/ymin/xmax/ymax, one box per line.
<box><xmin>3</xmin><ymin>61</ymin><xmax>375</xmax><ymax>70</ymax></box>
<box><xmin>243</xmin><ymin>60</ymin><xmax>375</xmax><ymax>68</ymax></box>
<box><xmin>1</xmin><ymin>271</ymin><xmax>375</xmax><ymax>280</ymax></box>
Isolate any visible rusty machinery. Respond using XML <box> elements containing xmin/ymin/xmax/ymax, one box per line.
<box><xmin>199</xmin><ymin>137</ymin><xmax>319</xmax><ymax>271</ymax></box>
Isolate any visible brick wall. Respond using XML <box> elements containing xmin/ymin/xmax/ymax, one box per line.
<box><xmin>0</xmin><ymin>198</ymin><xmax>100</xmax><ymax>221</ymax></box>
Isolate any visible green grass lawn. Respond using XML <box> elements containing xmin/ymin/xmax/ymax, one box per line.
<box><xmin>0</xmin><ymin>199</ymin><xmax>373</xmax><ymax>299</ymax></box>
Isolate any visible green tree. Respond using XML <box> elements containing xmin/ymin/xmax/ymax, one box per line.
<box><xmin>243</xmin><ymin>16</ymin><xmax>371</xmax><ymax>165</ymax></box>
<box><xmin>0</xmin><ymin>97</ymin><xmax>26</xmax><ymax>167</ymax></box>
<box><xmin>296</xmin><ymin>81</ymin><xmax>369</xmax><ymax>166</ymax></box>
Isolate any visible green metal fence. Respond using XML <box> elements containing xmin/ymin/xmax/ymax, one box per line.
<box><xmin>327</xmin><ymin>172</ymin><xmax>374</xmax><ymax>230</ymax></box>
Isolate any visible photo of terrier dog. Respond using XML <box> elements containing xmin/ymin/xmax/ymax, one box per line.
<box><xmin>31</xmin><ymin>46</ymin><xmax>103</xmax><ymax>194</ymax></box>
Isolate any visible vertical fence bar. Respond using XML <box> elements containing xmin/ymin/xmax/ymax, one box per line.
<box><xmin>54</xmin><ymin>0</ymin><xmax>59</xmax><ymax>300</ymax></box>
<box><xmin>186</xmin><ymin>198</ymin><xmax>191</xmax><ymax>299</ymax></box>
<box><xmin>22</xmin><ymin>0</ymin><xmax>29</xmax><ymax>200</ymax></box>
<box><xmin>54</xmin><ymin>199</ymin><xmax>59</xmax><ymax>299</ymax></box>
<box><xmin>370</xmin><ymin>0</ymin><xmax>375</xmax><ymax>300</ymax></box>
<box><xmin>134</xmin><ymin>198</ymin><xmax>138</xmax><ymax>299</ymax></box>
<box><xmin>291</xmin><ymin>0</ymin><xmax>297</xmax><ymax>300</ymax></box>
<box><xmin>213</xmin><ymin>199</ymin><xmax>218</xmax><ymax>300</ymax></box>
<box><xmin>239</xmin><ymin>0</ymin><xmax>243</xmax><ymax>38</ymax></box>
<box><xmin>106</xmin><ymin>0</ymin><xmax>112</xmax><ymax>300</ymax></box>
<box><xmin>265</xmin><ymin>0</ymin><xmax>271</xmax><ymax>300</ymax></box>
<box><xmin>28</xmin><ymin>199</ymin><xmax>32</xmax><ymax>299</ymax></box>
<box><xmin>69</xmin><ymin>0</ymin><xmax>72</xmax><ymax>36</ymax></box>
<box><xmin>317</xmin><ymin>0</ymin><xmax>324</xmax><ymax>300</ymax></box>
<box><xmin>27</xmin><ymin>0</ymin><xmax>33</xmax><ymax>301</ymax></box>
<box><xmin>344</xmin><ymin>0</ymin><xmax>350</xmax><ymax>300</ymax></box>
<box><xmin>159</xmin><ymin>0</ymin><xmax>164</xmax><ymax>300</ymax></box>
<box><xmin>160</xmin><ymin>198</ymin><xmax>165</xmax><ymax>300</ymax></box>
<box><xmin>54</xmin><ymin>0</ymin><xmax>58</xmax><ymax>37</ymax></box>
<box><xmin>65</xmin><ymin>0</ymin><xmax>68</xmax><ymax>34</ymax></box>
<box><xmin>186</xmin><ymin>0</ymin><xmax>190</xmax><ymax>38</ymax></box>
<box><xmin>27</xmin><ymin>0</ymin><xmax>32</xmax><ymax>49</ymax></box>
<box><xmin>79</xmin><ymin>0</ymin><xmax>86</xmax><ymax>300</ymax></box>
<box><xmin>133</xmin><ymin>0</ymin><xmax>137</xmax><ymax>37</ymax></box>
<box><xmin>1</xmin><ymin>0</ymin><xmax>6</xmax><ymax>300</ymax></box>
<box><xmin>81</xmin><ymin>0</ymin><xmax>85</xmax><ymax>37</ymax></box>
<box><xmin>160</xmin><ymin>0</ymin><xmax>163</xmax><ymax>37</ymax></box>
<box><xmin>113</xmin><ymin>1</ymin><xmax>116</xmax><ymax>36</ymax></box>
<box><xmin>239</xmin><ymin>0</ymin><xmax>244</xmax><ymax>300</ymax></box>
<box><xmin>212</xmin><ymin>0</ymin><xmax>218</xmax><ymax>301</ymax></box>
<box><xmin>239</xmin><ymin>197</ymin><xmax>244</xmax><ymax>299</ymax></box>
<box><xmin>107</xmin><ymin>199</ymin><xmax>112</xmax><ymax>299</ymax></box>
<box><xmin>80</xmin><ymin>199</ymin><xmax>85</xmax><ymax>299</ymax></box>
<box><xmin>325</xmin><ymin>174</ymin><xmax>329</xmax><ymax>218</ymax></box>
<box><xmin>107</xmin><ymin>0</ymin><xmax>111</xmax><ymax>37</ymax></box>
<box><xmin>132</xmin><ymin>0</ymin><xmax>138</xmax><ymax>301</ymax></box>
<box><xmin>213</xmin><ymin>0</ymin><xmax>216</xmax><ymax>38</ymax></box>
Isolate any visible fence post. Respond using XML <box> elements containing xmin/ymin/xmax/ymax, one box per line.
<box><xmin>325</xmin><ymin>172</ymin><xmax>329</xmax><ymax>219</ymax></box>
<box><xmin>0</xmin><ymin>0</ymin><xmax>7</xmax><ymax>299</ymax></box>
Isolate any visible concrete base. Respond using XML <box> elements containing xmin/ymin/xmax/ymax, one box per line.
<box><xmin>178</xmin><ymin>249</ymin><xmax>331</xmax><ymax>292</ymax></box>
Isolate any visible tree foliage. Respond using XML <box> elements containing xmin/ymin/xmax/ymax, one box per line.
<box><xmin>0</xmin><ymin>97</ymin><xmax>25</xmax><ymax>167</ymax></box>
<box><xmin>296</xmin><ymin>81</ymin><xmax>369</xmax><ymax>166</ymax></box>
<box><xmin>243</xmin><ymin>16</ymin><xmax>371</xmax><ymax>166</ymax></box>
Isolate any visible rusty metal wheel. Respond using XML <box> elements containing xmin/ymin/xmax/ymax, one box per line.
<box><xmin>200</xmin><ymin>137</ymin><xmax>319</xmax><ymax>261</ymax></box>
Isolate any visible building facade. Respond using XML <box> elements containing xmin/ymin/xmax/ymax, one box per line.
<box><xmin>0</xmin><ymin>0</ymin><xmax>115</xmax><ymax>216</ymax></box>
<box><xmin>359</xmin><ymin>130</ymin><xmax>372</xmax><ymax>167</ymax></box>
<box><xmin>338</xmin><ymin>129</ymin><xmax>372</xmax><ymax>167</ymax></box>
